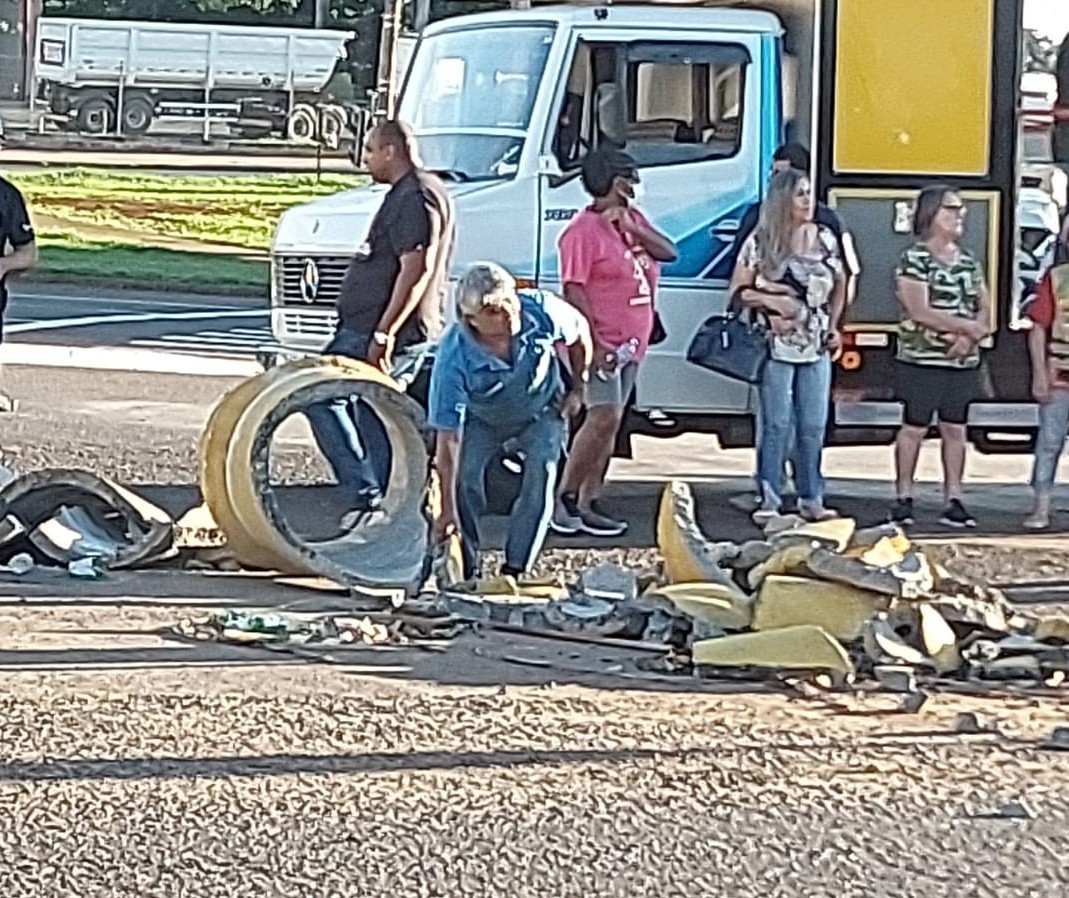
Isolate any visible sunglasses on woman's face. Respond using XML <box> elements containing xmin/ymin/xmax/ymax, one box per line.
<box><xmin>941</xmin><ymin>203</ymin><xmax>966</xmax><ymax>215</ymax></box>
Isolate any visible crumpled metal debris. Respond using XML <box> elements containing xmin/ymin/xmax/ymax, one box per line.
<box><xmin>0</xmin><ymin>468</ymin><xmax>176</xmax><ymax>570</ymax></box>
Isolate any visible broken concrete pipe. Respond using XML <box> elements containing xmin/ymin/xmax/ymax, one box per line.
<box><xmin>0</xmin><ymin>468</ymin><xmax>177</xmax><ymax>569</ymax></box>
<box><xmin>200</xmin><ymin>356</ymin><xmax>431</xmax><ymax>589</ymax></box>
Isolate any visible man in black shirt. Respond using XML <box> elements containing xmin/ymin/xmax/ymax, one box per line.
<box><xmin>337</xmin><ymin>119</ymin><xmax>454</xmax><ymax>370</ymax></box>
<box><xmin>308</xmin><ymin>119</ymin><xmax>454</xmax><ymax>514</ymax></box>
<box><xmin>0</xmin><ymin>175</ymin><xmax>37</xmax><ymax>412</ymax></box>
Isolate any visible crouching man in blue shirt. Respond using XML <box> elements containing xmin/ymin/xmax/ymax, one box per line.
<box><xmin>429</xmin><ymin>262</ymin><xmax>592</xmax><ymax>580</ymax></box>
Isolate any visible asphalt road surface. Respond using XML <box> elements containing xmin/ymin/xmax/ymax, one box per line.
<box><xmin>5</xmin><ymin>285</ymin><xmax>274</xmax><ymax>363</ymax></box>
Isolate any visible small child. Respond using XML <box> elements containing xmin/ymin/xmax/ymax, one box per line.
<box><xmin>1023</xmin><ymin>213</ymin><xmax>1069</xmax><ymax>529</ymax></box>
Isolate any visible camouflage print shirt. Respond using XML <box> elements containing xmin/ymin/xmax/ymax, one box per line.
<box><xmin>895</xmin><ymin>243</ymin><xmax>984</xmax><ymax>369</ymax></box>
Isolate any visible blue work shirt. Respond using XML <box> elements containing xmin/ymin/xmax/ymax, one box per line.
<box><xmin>428</xmin><ymin>289</ymin><xmax>587</xmax><ymax>432</ymax></box>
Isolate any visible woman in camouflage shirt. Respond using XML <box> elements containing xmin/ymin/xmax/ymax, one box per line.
<box><xmin>890</xmin><ymin>185</ymin><xmax>992</xmax><ymax>528</ymax></box>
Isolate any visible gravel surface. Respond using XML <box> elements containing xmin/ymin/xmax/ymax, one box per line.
<box><xmin>0</xmin><ymin>650</ymin><xmax>1068</xmax><ymax>898</ymax></box>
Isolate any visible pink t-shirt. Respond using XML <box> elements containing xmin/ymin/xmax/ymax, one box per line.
<box><xmin>557</xmin><ymin>206</ymin><xmax>661</xmax><ymax>359</ymax></box>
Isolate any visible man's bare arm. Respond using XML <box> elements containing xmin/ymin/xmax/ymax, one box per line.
<box><xmin>0</xmin><ymin>242</ymin><xmax>37</xmax><ymax>279</ymax></box>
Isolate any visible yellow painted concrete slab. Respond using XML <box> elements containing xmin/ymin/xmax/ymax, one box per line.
<box><xmin>753</xmin><ymin>575</ymin><xmax>890</xmax><ymax>642</ymax></box>
<box><xmin>645</xmin><ymin>582</ymin><xmax>753</xmax><ymax>631</ymax></box>
<box><xmin>692</xmin><ymin>625</ymin><xmax>854</xmax><ymax>678</ymax></box>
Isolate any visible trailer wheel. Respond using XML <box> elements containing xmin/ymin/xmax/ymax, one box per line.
<box><xmin>120</xmin><ymin>95</ymin><xmax>155</xmax><ymax>135</ymax></box>
<box><xmin>286</xmin><ymin>104</ymin><xmax>318</xmax><ymax>143</ymax></box>
<box><xmin>319</xmin><ymin>106</ymin><xmax>346</xmax><ymax>149</ymax></box>
<box><xmin>75</xmin><ymin>96</ymin><xmax>115</xmax><ymax>135</ymax></box>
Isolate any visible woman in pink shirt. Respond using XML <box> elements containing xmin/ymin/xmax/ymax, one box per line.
<box><xmin>551</xmin><ymin>148</ymin><xmax>677</xmax><ymax>537</ymax></box>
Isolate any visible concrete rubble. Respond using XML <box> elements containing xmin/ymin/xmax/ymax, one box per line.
<box><xmin>386</xmin><ymin>480</ymin><xmax>1069</xmax><ymax>692</ymax></box>
<box><xmin>3</xmin><ymin>456</ymin><xmax>1063</xmax><ymax>700</ymax></box>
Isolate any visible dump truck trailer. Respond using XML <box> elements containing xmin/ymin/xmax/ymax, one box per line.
<box><xmin>34</xmin><ymin>17</ymin><xmax>355</xmax><ymax>139</ymax></box>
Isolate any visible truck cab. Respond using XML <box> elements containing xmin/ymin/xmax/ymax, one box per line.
<box><xmin>270</xmin><ymin>0</ymin><xmax>1031</xmax><ymax>452</ymax></box>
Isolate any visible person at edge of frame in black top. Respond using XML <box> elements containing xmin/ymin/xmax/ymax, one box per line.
<box><xmin>306</xmin><ymin>119</ymin><xmax>455</xmax><ymax>520</ymax></box>
<box><xmin>0</xmin><ymin>157</ymin><xmax>38</xmax><ymax>413</ymax></box>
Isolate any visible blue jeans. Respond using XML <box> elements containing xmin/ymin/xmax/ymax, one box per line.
<box><xmin>456</xmin><ymin>410</ymin><xmax>564</xmax><ymax>579</ymax></box>
<box><xmin>757</xmin><ymin>355</ymin><xmax>831</xmax><ymax>507</ymax></box>
<box><xmin>1031</xmin><ymin>389</ymin><xmax>1069</xmax><ymax>492</ymax></box>
<box><xmin>304</xmin><ymin>329</ymin><xmax>391</xmax><ymax>499</ymax></box>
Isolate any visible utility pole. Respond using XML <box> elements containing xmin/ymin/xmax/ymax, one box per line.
<box><xmin>313</xmin><ymin>0</ymin><xmax>330</xmax><ymax>29</ymax></box>
<box><xmin>376</xmin><ymin>0</ymin><xmax>404</xmax><ymax>119</ymax></box>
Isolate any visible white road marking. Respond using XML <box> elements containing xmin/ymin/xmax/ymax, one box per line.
<box><xmin>1</xmin><ymin>342</ymin><xmax>261</xmax><ymax>377</ymax></box>
<box><xmin>11</xmin><ymin>291</ymin><xmax>255</xmax><ymax>310</ymax></box>
<box><xmin>6</xmin><ymin>309</ymin><xmax>267</xmax><ymax>334</ymax></box>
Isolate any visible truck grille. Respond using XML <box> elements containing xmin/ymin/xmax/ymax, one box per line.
<box><xmin>273</xmin><ymin>254</ymin><xmax>352</xmax><ymax>306</ymax></box>
<box><xmin>273</xmin><ymin>308</ymin><xmax>338</xmax><ymax>350</ymax></box>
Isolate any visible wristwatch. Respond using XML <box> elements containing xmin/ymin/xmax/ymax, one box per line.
<box><xmin>372</xmin><ymin>330</ymin><xmax>391</xmax><ymax>346</ymax></box>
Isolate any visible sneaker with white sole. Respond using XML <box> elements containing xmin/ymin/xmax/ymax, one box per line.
<box><xmin>939</xmin><ymin>498</ymin><xmax>976</xmax><ymax>529</ymax></box>
<box><xmin>550</xmin><ymin>493</ymin><xmax>584</xmax><ymax>535</ymax></box>
<box><xmin>580</xmin><ymin>500</ymin><xmax>627</xmax><ymax>537</ymax></box>
<box><xmin>798</xmin><ymin>500</ymin><xmax>839</xmax><ymax>522</ymax></box>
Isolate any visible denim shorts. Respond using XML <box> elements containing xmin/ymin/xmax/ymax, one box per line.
<box><xmin>587</xmin><ymin>361</ymin><xmax>638</xmax><ymax>408</ymax></box>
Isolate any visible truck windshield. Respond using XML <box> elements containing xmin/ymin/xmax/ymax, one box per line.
<box><xmin>397</xmin><ymin>24</ymin><xmax>555</xmax><ymax>181</ymax></box>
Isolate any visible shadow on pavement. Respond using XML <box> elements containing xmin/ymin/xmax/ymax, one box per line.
<box><xmin>0</xmin><ymin>743</ymin><xmax>728</xmax><ymax>784</ymax></box>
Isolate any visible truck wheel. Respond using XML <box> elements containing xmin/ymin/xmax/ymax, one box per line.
<box><xmin>286</xmin><ymin>104</ymin><xmax>318</xmax><ymax>142</ymax></box>
<box><xmin>319</xmin><ymin>106</ymin><xmax>346</xmax><ymax>149</ymax></box>
<box><xmin>75</xmin><ymin>96</ymin><xmax>115</xmax><ymax>135</ymax></box>
<box><xmin>120</xmin><ymin>95</ymin><xmax>155</xmax><ymax>135</ymax></box>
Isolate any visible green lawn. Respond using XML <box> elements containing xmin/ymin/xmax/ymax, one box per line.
<box><xmin>34</xmin><ymin>234</ymin><xmax>269</xmax><ymax>293</ymax></box>
<box><xmin>9</xmin><ymin>169</ymin><xmax>365</xmax><ymax>292</ymax></box>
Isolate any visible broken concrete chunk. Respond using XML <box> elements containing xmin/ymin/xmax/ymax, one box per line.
<box><xmin>1044</xmin><ymin>727</ymin><xmax>1069</xmax><ymax>751</ymax></box>
<box><xmin>747</xmin><ymin>543</ymin><xmax>816</xmax><ymax>590</ymax></box>
<box><xmin>805</xmin><ymin>548</ymin><xmax>934</xmax><ymax>599</ymax></box>
<box><xmin>752</xmin><ymin>575</ymin><xmax>889</xmax><ymax>642</ymax></box>
<box><xmin>848</xmin><ymin>523</ymin><xmax>910</xmax><ymax>555</ymax></box>
<box><xmin>542</xmin><ymin>596</ymin><xmax>617</xmax><ymax>630</ymax></box>
<box><xmin>643</xmin><ymin>582</ymin><xmax>754</xmax><ymax>631</ymax></box>
<box><xmin>860</xmin><ymin>537</ymin><xmax>908</xmax><ymax>569</ymax></box>
<box><xmin>577</xmin><ymin>563</ymin><xmax>639</xmax><ymax>604</ymax></box>
<box><xmin>1034</xmin><ymin>617</ymin><xmax>1069</xmax><ymax>645</ymax></box>
<box><xmin>770</xmin><ymin>517</ymin><xmax>856</xmax><ymax>552</ymax></box>
<box><xmin>692</xmin><ymin>625</ymin><xmax>854</xmax><ymax>680</ymax></box>
<box><xmin>927</xmin><ymin>594</ymin><xmax>1013</xmax><ymax>634</ymax></box>
<box><xmin>955</xmin><ymin>712</ymin><xmax>1000</xmax><ymax>735</ymax></box>
<box><xmin>874</xmin><ymin>665</ymin><xmax>918</xmax><ymax>693</ymax></box>
<box><xmin>656</xmin><ymin>481</ymin><xmax>740</xmax><ymax>587</ymax></box>
<box><xmin>918</xmin><ymin>604</ymin><xmax>961</xmax><ymax>674</ymax></box>
<box><xmin>864</xmin><ymin>617</ymin><xmax>929</xmax><ymax>667</ymax></box>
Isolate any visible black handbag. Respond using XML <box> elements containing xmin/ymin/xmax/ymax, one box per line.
<box><xmin>686</xmin><ymin>308</ymin><xmax>770</xmax><ymax>384</ymax></box>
